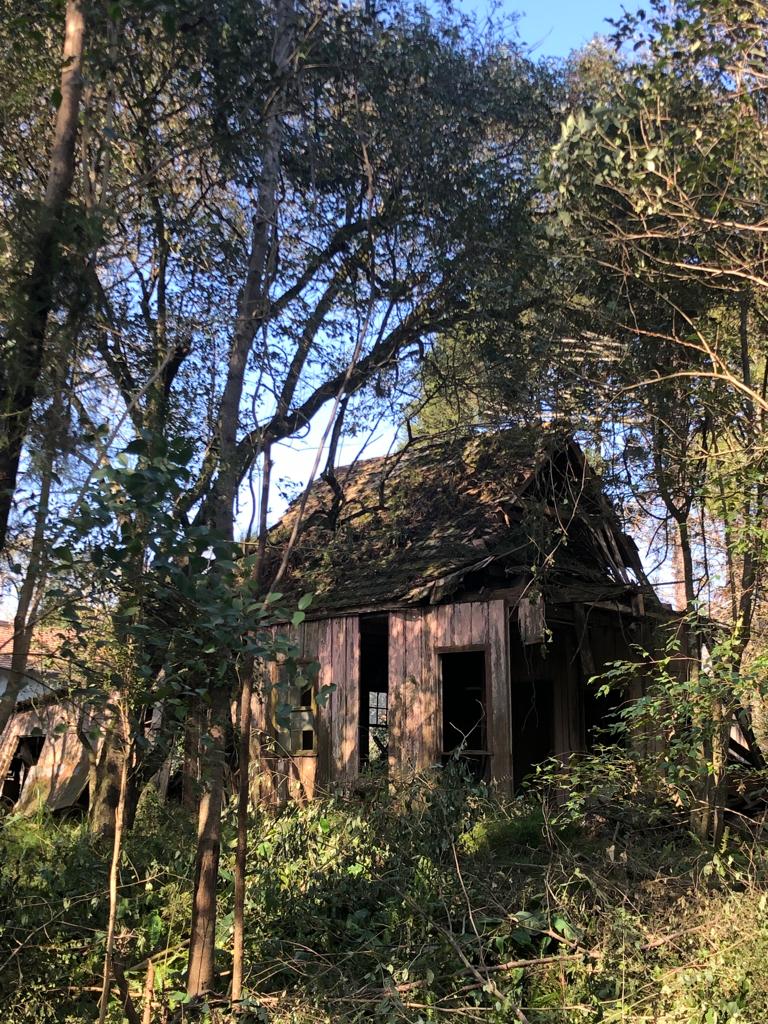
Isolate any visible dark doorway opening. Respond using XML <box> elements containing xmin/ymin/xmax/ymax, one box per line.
<box><xmin>440</xmin><ymin>651</ymin><xmax>487</xmax><ymax>778</ymax></box>
<box><xmin>582</xmin><ymin>618</ymin><xmax>631</xmax><ymax>749</ymax></box>
<box><xmin>2</xmin><ymin>734</ymin><xmax>46</xmax><ymax>805</ymax></box>
<box><xmin>359</xmin><ymin>614</ymin><xmax>389</xmax><ymax>770</ymax></box>
<box><xmin>512</xmin><ymin>675</ymin><xmax>555</xmax><ymax>788</ymax></box>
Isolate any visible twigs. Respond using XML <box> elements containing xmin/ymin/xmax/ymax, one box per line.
<box><xmin>450</xmin><ymin>951</ymin><xmax>590</xmax><ymax>990</ymax></box>
<box><xmin>97</xmin><ymin>703</ymin><xmax>131</xmax><ymax>1024</ymax></box>
<box><xmin>451</xmin><ymin>841</ymin><xmax>487</xmax><ymax>973</ymax></box>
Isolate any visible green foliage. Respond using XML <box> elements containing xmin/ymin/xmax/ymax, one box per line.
<box><xmin>0</xmin><ymin>795</ymin><xmax>195</xmax><ymax>1024</ymax></box>
<box><xmin>48</xmin><ymin>433</ymin><xmax>306</xmax><ymax>728</ymax></box>
<box><xmin>4</xmin><ymin>770</ymin><xmax>768</xmax><ymax>1023</ymax></box>
<box><xmin>6</xmin><ymin>3</ymin><xmax>768</xmax><ymax>1022</ymax></box>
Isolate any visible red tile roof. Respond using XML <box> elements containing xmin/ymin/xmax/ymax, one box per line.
<box><xmin>0</xmin><ymin>619</ymin><xmax>70</xmax><ymax>673</ymax></box>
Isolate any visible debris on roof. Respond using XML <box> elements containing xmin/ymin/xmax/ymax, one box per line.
<box><xmin>264</xmin><ymin>427</ymin><xmax>651</xmax><ymax>614</ymax></box>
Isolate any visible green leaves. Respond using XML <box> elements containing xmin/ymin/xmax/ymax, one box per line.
<box><xmin>45</xmin><ymin>431</ymin><xmax>314</xmax><ymax>722</ymax></box>
<box><xmin>315</xmin><ymin>683</ymin><xmax>336</xmax><ymax>708</ymax></box>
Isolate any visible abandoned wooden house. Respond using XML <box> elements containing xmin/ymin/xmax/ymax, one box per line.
<box><xmin>252</xmin><ymin>428</ymin><xmax>671</xmax><ymax>803</ymax></box>
<box><xmin>0</xmin><ymin>429</ymin><xmax>675</xmax><ymax>815</ymax></box>
<box><xmin>0</xmin><ymin>621</ymin><xmax>92</xmax><ymax>811</ymax></box>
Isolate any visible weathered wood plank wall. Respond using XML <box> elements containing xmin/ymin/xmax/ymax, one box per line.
<box><xmin>487</xmin><ymin>600</ymin><xmax>513</xmax><ymax>792</ymax></box>
<box><xmin>389</xmin><ymin>599</ymin><xmax>512</xmax><ymax>793</ymax></box>
<box><xmin>330</xmin><ymin>616</ymin><xmax>360</xmax><ymax>783</ymax></box>
<box><xmin>387</xmin><ymin>608</ymin><xmax>436</xmax><ymax>772</ymax></box>
<box><xmin>250</xmin><ymin>615</ymin><xmax>360</xmax><ymax>805</ymax></box>
<box><xmin>0</xmin><ymin>701</ymin><xmax>95</xmax><ymax>810</ymax></box>
<box><xmin>251</xmin><ymin>600</ymin><xmax>512</xmax><ymax>801</ymax></box>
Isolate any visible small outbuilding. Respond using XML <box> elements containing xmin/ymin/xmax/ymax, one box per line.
<box><xmin>251</xmin><ymin>428</ymin><xmax>671</xmax><ymax>803</ymax></box>
<box><xmin>0</xmin><ymin>622</ymin><xmax>93</xmax><ymax>812</ymax></box>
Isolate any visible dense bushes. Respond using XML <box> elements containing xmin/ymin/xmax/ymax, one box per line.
<box><xmin>0</xmin><ymin>794</ymin><xmax>195</xmax><ymax>1023</ymax></box>
<box><xmin>2</xmin><ymin>762</ymin><xmax>768</xmax><ymax>1022</ymax></box>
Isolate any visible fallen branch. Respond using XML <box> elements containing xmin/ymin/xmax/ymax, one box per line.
<box><xmin>112</xmin><ymin>963</ymin><xmax>141</xmax><ymax>1024</ymax></box>
<box><xmin>393</xmin><ymin>950</ymin><xmax>598</xmax><ymax>996</ymax></box>
<box><xmin>641</xmin><ymin>922</ymin><xmax>710</xmax><ymax>951</ymax></box>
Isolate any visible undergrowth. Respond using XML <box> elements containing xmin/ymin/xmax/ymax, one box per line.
<box><xmin>1</xmin><ymin>759</ymin><xmax>768</xmax><ymax>1023</ymax></box>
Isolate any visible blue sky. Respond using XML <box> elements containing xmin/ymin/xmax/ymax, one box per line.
<box><xmin>260</xmin><ymin>1</ymin><xmax>640</xmax><ymax>530</ymax></box>
<box><xmin>505</xmin><ymin>0</ymin><xmax>634</xmax><ymax>58</ymax></box>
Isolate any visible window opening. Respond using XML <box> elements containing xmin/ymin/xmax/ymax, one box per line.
<box><xmin>359</xmin><ymin>614</ymin><xmax>389</xmax><ymax>769</ymax></box>
<box><xmin>286</xmin><ymin>659</ymin><xmax>317</xmax><ymax>756</ymax></box>
<box><xmin>440</xmin><ymin>650</ymin><xmax>487</xmax><ymax>780</ymax></box>
<box><xmin>1</xmin><ymin>734</ymin><xmax>46</xmax><ymax>805</ymax></box>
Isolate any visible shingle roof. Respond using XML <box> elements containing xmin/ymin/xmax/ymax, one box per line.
<box><xmin>265</xmin><ymin>427</ymin><xmax>648</xmax><ymax>615</ymax></box>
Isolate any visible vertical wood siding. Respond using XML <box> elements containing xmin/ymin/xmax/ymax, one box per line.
<box><xmin>312</xmin><ymin>618</ymin><xmax>334</xmax><ymax>788</ymax></box>
<box><xmin>250</xmin><ymin>615</ymin><xmax>359</xmax><ymax>804</ymax></box>
<box><xmin>251</xmin><ymin>601</ymin><xmax>512</xmax><ymax>802</ymax></box>
<box><xmin>329</xmin><ymin>616</ymin><xmax>360</xmax><ymax>783</ymax></box>
<box><xmin>388</xmin><ymin>608</ymin><xmax>435</xmax><ymax>772</ymax></box>
<box><xmin>389</xmin><ymin>599</ymin><xmax>511</xmax><ymax>792</ymax></box>
<box><xmin>487</xmin><ymin>600</ymin><xmax>513</xmax><ymax>795</ymax></box>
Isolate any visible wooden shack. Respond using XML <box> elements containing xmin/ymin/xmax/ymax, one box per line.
<box><xmin>0</xmin><ymin>693</ymin><xmax>94</xmax><ymax>811</ymax></box>
<box><xmin>251</xmin><ymin>428</ymin><xmax>669</xmax><ymax>803</ymax></box>
<box><xmin>0</xmin><ymin>622</ymin><xmax>95</xmax><ymax>811</ymax></box>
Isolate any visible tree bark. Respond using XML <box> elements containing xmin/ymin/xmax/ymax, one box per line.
<box><xmin>186</xmin><ymin>0</ymin><xmax>294</xmax><ymax>998</ymax></box>
<box><xmin>205</xmin><ymin>3</ymin><xmax>293</xmax><ymax>535</ymax></box>
<box><xmin>231</xmin><ymin>660</ymin><xmax>254</xmax><ymax>1004</ymax></box>
<box><xmin>674</xmin><ymin>517</ymin><xmax>710</xmax><ymax>839</ymax></box>
<box><xmin>232</xmin><ymin>447</ymin><xmax>271</xmax><ymax>1003</ymax></box>
<box><xmin>182</xmin><ymin>699</ymin><xmax>203</xmax><ymax>814</ymax></box>
<box><xmin>0</xmin><ymin>365</ymin><xmax>64</xmax><ymax>735</ymax></box>
<box><xmin>141</xmin><ymin>959</ymin><xmax>155</xmax><ymax>1024</ymax></box>
<box><xmin>186</xmin><ymin>685</ymin><xmax>229</xmax><ymax>998</ymax></box>
<box><xmin>90</xmin><ymin>710</ymin><xmax>138</xmax><ymax>840</ymax></box>
<box><xmin>97</xmin><ymin>706</ymin><xmax>130</xmax><ymax>1024</ymax></box>
<box><xmin>0</xmin><ymin>491</ymin><xmax>51</xmax><ymax>734</ymax></box>
<box><xmin>0</xmin><ymin>0</ymin><xmax>86</xmax><ymax>553</ymax></box>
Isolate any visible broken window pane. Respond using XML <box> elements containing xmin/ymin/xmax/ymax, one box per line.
<box><xmin>368</xmin><ymin>690</ymin><xmax>388</xmax><ymax>727</ymax></box>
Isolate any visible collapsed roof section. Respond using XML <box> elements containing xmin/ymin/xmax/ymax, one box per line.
<box><xmin>265</xmin><ymin>427</ymin><xmax>654</xmax><ymax>615</ymax></box>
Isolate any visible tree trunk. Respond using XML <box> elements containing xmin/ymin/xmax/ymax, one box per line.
<box><xmin>231</xmin><ymin>661</ymin><xmax>254</xmax><ymax>1004</ymax></box>
<box><xmin>0</xmin><ymin>358</ymin><xmax>67</xmax><ymax>737</ymax></box>
<box><xmin>0</xmin><ymin>617</ymin><xmax>34</xmax><ymax>739</ymax></box>
<box><xmin>676</xmin><ymin>517</ymin><xmax>727</xmax><ymax>841</ymax></box>
<box><xmin>710</xmin><ymin>697</ymin><xmax>729</xmax><ymax>848</ymax></box>
<box><xmin>182</xmin><ymin>699</ymin><xmax>203</xmax><ymax>814</ymax></box>
<box><xmin>186</xmin><ymin>685</ymin><xmax>229</xmax><ymax>998</ymax></box>
<box><xmin>97</xmin><ymin>707</ymin><xmax>131</xmax><ymax>1024</ymax></box>
<box><xmin>232</xmin><ymin>446</ymin><xmax>272</xmax><ymax>1003</ymax></box>
<box><xmin>90</xmin><ymin>713</ymin><xmax>138</xmax><ymax>839</ymax></box>
<box><xmin>185</xmin><ymin>0</ymin><xmax>294</xmax><ymax>998</ymax></box>
<box><xmin>0</xmin><ymin>0</ymin><xmax>86</xmax><ymax>553</ymax></box>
